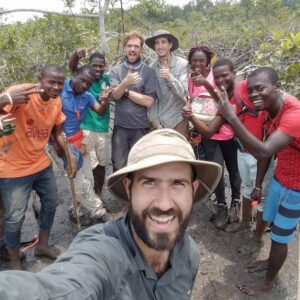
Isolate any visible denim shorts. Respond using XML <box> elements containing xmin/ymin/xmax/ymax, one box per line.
<box><xmin>237</xmin><ymin>151</ymin><xmax>275</xmax><ymax>212</ymax></box>
<box><xmin>263</xmin><ymin>178</ymin><xmax>300</xmax><ymax>244</ymax></box>
<box><xmin>0</xmin><ymin>165</ymin><xmax>58</xmax><ymax>250</ymax></box>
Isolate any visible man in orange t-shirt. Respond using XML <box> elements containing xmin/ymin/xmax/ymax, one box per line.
<box><xmin>0</xmin><ymin>64</ymin><xmax>77</xmax><ymax>270</ymax></box>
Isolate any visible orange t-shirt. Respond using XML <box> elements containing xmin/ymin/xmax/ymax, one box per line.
<box><xmin>0</xmin><ymin>84</ymin><xmax>66</xmax><ymax>178</ymax></box>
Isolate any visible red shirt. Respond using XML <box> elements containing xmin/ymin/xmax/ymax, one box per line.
<box><xmin>259</xmin><ymin>93</ymin><xmax>300</xmax><ymax>190</ymax></box>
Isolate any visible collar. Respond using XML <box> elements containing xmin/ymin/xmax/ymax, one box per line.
<box><xmin>123</xmin><ymin>57</ymin><xmax>143</xmax><ymax>70</ymax></box>
<box><xmin>65</xmin><ymin>79</ymin><xmax>75</xmax><ymax>93</ymax></box>
<box><xmin>120</xmin><ymin>213</ymin><xmax>186</xmax><ymax>283</ymax></box>
<box><xmin>155</xmin><ymin>53</ymin><xmax>177</xmax><ymax>68</ymax></box>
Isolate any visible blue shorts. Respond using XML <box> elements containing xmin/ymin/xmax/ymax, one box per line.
<box><xmin>263</xmin><ymin>178</ymin><xmax>300</xmax><ymax>244</ymax></box>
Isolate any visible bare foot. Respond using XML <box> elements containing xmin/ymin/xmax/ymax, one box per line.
<box><xmin>34</xmin><ymin>244</ymin><xmax>60</xmax><ymax>259</ymax></box>
<box><xmin>237</xmin><ymin>279</ymin><xmax>274</xmax><ymax>296</ymax></box>
<box><xmin>247</xmin><ymin>259</ymin><xmax>268</xmax><ymax>273</ymax></box>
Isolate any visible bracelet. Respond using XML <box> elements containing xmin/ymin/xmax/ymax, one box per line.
<box><xmin>4</xmin><ymin>92</ymin><xmax>13</xmax><ymax>105</ymax></box>
<box><xmin>254</xmin><ymin>186</ymin><xmax>262</xmax><ymax>191</ymax></box>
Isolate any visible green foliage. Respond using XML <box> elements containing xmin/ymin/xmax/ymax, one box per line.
<box><xmin>255</xmin><ymin>31</ymin><xmax>300</xmax><ymax>97</ymax></box>
<box><xmin>0</xmin><ymin>0</ymin><xmax>299</xmax><ymax>99</ymax></box>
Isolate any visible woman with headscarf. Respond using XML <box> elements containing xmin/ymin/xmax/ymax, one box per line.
<box><xmin>186</xmin><ymin>45</ymin><xmax>241</xmax><ymax>230</ymax></box>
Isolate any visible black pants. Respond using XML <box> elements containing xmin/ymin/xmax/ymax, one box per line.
<box><xmin>202</xmin><ymin>138</ymin><xmax>241</xmax><ymax>206</ymax></box>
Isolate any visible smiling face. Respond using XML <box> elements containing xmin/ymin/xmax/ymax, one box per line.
<box><xmin>71</xmin><ymin>70</ymin><xmax>95</xmax><ymax>95</ymax></box>
<box><xmin>124</xmin><ymin>37</ymin><xmax>143</xmax><ymax>64</ymax></box>
<box><xmin>39</xmin><ymin>69</ymin><xmax>65</xmax><ymax>99</ymax></box>
<box><xmin>123</xmin><ymin>162</ymin><xmax>199</xmax><ymax>251</ymax></box>
<box><xmin>212</xmin><ymin>64</ymin><xmax>236</xmax><ymax>92</ymax></box>
<box><xmin>154</xmin><ymin>37</ymin><xmax>172</xmax><ymax>59</ymax></box>
<box><xmin>89</xmin><ymin>57</ymin><xmax>105</xmax><ymax>80</ymax></box>
<box><xmin>247</xmin><ymin>73</ymin><xmax>280</xmax><ymax>111</ymax></box>
<box><xmin>190</xmin><ymin>50</ymin><xmax>209</xmax><ymax>75</ymax></box>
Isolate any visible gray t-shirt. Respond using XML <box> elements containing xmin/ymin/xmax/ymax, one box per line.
<box><xmin>110</xmin><ymin>61</ymin><xmax>157</xmax><ymax>129</ymax></box>
<box><xmin>0</xmin><ymin>215</ymin><xmax>199</xmax><ymax>300</ymax></box>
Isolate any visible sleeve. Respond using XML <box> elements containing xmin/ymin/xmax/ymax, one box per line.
<box><xmin>148</xmin><ymin>96</ymin><xmax>160</xmax><ymax>126</ymax></box>
<box><xmin>142</xmin><ymin>68</ymin><xmax>157</xmax><ymax>99</ymax></box>
<box><xmin>109</xmin><ymin>67</ymin><xmax>121</xmax><ymax>88</ymax></box>
<box><xmin>87</xmin><ymin>93</ymin><xmax>97</xmax><ymax>107</ymax></box>
<box><xmin>0</xmin><ymin>227</ymin><xmax>129</xmax><ymax>300</ymax></box>
<box><xmin>166</xmin><ymin>62</ymin><xmax>188</xmax><ymax>98</ymax></box>
<box><xmin>277</xmin><ymin>102</ymin><xmax>300</xmax><ymax>138</ymax></box>
<box><xmin>55</xmin><ymin>99</ymin><xmax>66</xmax><ymax>125</ymax></box>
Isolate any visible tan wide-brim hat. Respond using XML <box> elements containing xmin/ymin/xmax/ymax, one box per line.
<box><xmin>107</xmin><ymin>129</ymin><xmax>222</xmax><ymax>203</ymax></box>
<box><xmin>145</xmin><ymin>29</ymin><xmax>179</xmax><ymax>52</ymax></box>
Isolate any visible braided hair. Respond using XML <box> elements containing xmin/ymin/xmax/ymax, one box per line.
<box><xmin>187</xmin><ymin>45</ymin><xmax>214</xmax><ymax>67</ymax></box>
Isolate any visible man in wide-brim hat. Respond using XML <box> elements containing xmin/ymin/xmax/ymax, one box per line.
<box><xmin>0</xmin><ymin>129</ymin><xmax>222</xmax><ymax>299</ymax></box>
<box><xmin>146</xmin><ymin>30</ymin><xmax>190</xmax><ymax>139</ymax></box>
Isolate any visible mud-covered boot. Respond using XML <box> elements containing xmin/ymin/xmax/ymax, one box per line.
<box><xmin>228</xmin><ymin>200</ymin><xmax>241</xmax><ymax>224</ymax></box>
<box><xmin>212</xmin><ymin>205</ymin><xmax>228</xmax><ymax>230</ymax></box>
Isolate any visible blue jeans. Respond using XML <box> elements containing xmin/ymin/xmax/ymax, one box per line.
<box><xmin>0</xmin><ymin>165</ymin><xmax>58</xmax><ymax>250</ymax></box>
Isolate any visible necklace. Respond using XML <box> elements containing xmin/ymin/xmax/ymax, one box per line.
<box><xmin>72</xmin><ymin>96</ymin><xmax>82</xmax><ymax>120</ymax></box>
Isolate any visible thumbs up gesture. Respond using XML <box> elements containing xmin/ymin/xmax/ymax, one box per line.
<box><xmin>182</xmin><ymin>98</ymin><xmax>194</xmax><ymax>120</ymax></box>
<box><xmin>124</xmin><ymin>66</ymin><xmax>141</xmax><ymax>86</ymax></box>
<box><xmin>159</xmin><ymin>59</ymin><xmax>170</xmax><ymax>79</ymax></box>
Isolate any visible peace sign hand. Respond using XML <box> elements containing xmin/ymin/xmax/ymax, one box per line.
<box><xmin>215</xmin><ymin>86</ymin><xmax>236</xmax><ymax>121</ymax></box>
<box><xmin>7</xmin><ymin>84</ymin><xmax>44</xmax><ymax>105</ymax></box>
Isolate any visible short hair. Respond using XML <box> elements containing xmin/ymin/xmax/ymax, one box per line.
<box><xmin>248</xmin><ymin>67</ymin><xmax>279</xmax><ymax>84</ymax></box>
<box><xmin>187</xmin><ymin>45</ymin><xmax>214</xmax><ymax>66</ymax></box>
<box><xmin>76</xmin><ymin>64</ymin><xmax>96</xmax><ymax>78</ymax></box>
<box><xmin>89</xmin><ymin>52</ymin><xmax>105</xmax><ymax>64</ymax></box>
<box><xmin>40</xmin><ymin>64</ymin><xmax>65</xmax><ymax>76</ymax></box>
<box><xmin>123</xmin><ymin>31</ymin><xmax>144</xmax><ymax>48</ymax></box>
<box><xmin>213</xmin><ymin>59</ymin><xmax>235</xmax><ymax>72</ymax></box>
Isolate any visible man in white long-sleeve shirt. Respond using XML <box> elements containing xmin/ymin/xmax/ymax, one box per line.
<box><xmin>146</xmin><ymin>30</ymin><xmax>189</xmax><ymax>138</ymax></box>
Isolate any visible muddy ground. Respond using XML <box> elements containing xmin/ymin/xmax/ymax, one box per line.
<box><xmin>0</xmin><ymin>164</ymin><xmax>298</xmax><ymax>300</ymax></box>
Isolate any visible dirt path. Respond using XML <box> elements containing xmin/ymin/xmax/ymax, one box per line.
<box><xmin>0</xmin><ymin>165</ymin><xmax>298</xmax><ymax>300</ymax></box>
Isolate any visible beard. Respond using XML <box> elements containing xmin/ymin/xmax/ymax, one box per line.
<box><xmin>128</xmin><ymin>203</ymin><xmax>192</xmax><ymax>251</ymax></box>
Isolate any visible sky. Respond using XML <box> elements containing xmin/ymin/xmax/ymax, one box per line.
<box><xmin>0</xmin><ymin>0</ymin><xmax>191</xmax><ymax>23</ymax></box>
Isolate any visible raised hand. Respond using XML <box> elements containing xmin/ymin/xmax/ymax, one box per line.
<box><xmin>159</xmin><ymin>59</ymin><xmax>170</xmax><ymax>80</ymax></box>
<box><xmin>124</xmin><ymin>66</ymin><xmax>141</xmax><ymax>86</ymax></box>
<box><xmin>215</xmin><ymin>86</ymin><xmax>236</xmax><ymax>121</ymax></box>
<box><xmin>99</xmin><ymin>87</ymin><xmax>111</xmax><ymax>103</ymax></box>
<box><xmin>191</xmin><ymin>69</ymin><xmax>206</xmax><ymax>86</ymax></box>
<box><xmin>0</xmin><ymin>114</ymin><xmax>16</xmax><ymax>130</ymax></box>
<box><xmin>182</xmin><ymin>102</ymin><xmax>194</xmax><ymax>120</ymax></box>
<box><xmin>3</xmin><ymin>84</ymin><xmax>44</xmax><ymax>105</ymax></box>
<box><xmin>76</xmin><ymin>48</ymin><xmax>89</xmax><ymax>59</ymax></box>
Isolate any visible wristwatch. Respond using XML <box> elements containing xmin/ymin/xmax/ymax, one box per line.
<box><xmin>123</xmin><ymin>89</ymin><xmax>129</xmax><ymax>98</ymax></box>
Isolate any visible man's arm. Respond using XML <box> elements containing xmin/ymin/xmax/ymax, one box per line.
<box><xmin>250</xmin><ymin>158</ymin><xmax>272</xmax><ymax>201</ymax></box>
<box><xmin>110</xmin><ymin>66</ymin><xmax>154</xmax><ymax>108</ymax></box>
<box><xmin>160</xmin><ymin>60</ymin><xmax>188</xmax><ymax>100</ymax></box>
<box><xmin>0</xmin><ymin>227</ymin><xmax>128</xmax><ymax>300</ymax></box>
<box><xmin>216</xmin><ymin>88</ymin><xmax>293</xmax><ymax>159</ymax></box>
<box><xmin>182</xmin><ymin>103</ymin><xmax>224</xmax><ymax>138</ymax></box>
<box><xmin>110</xmin><ymin>66</ymin><xmax>139</xmax><ymax>100</ymax></box>
<box><xmin>0</xmin><ymin>84</ymin><xmax>41</xmax><ymax>111</ymax></box>
<box><xmin>52</xmin><ymin>124</ymin><xmax>77</xmax><ymax>178</ymax></box>
<box><xmin>68</xmin><ymin>48</ymin><xmax>89</xmax><ymax>73</ymax></box>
